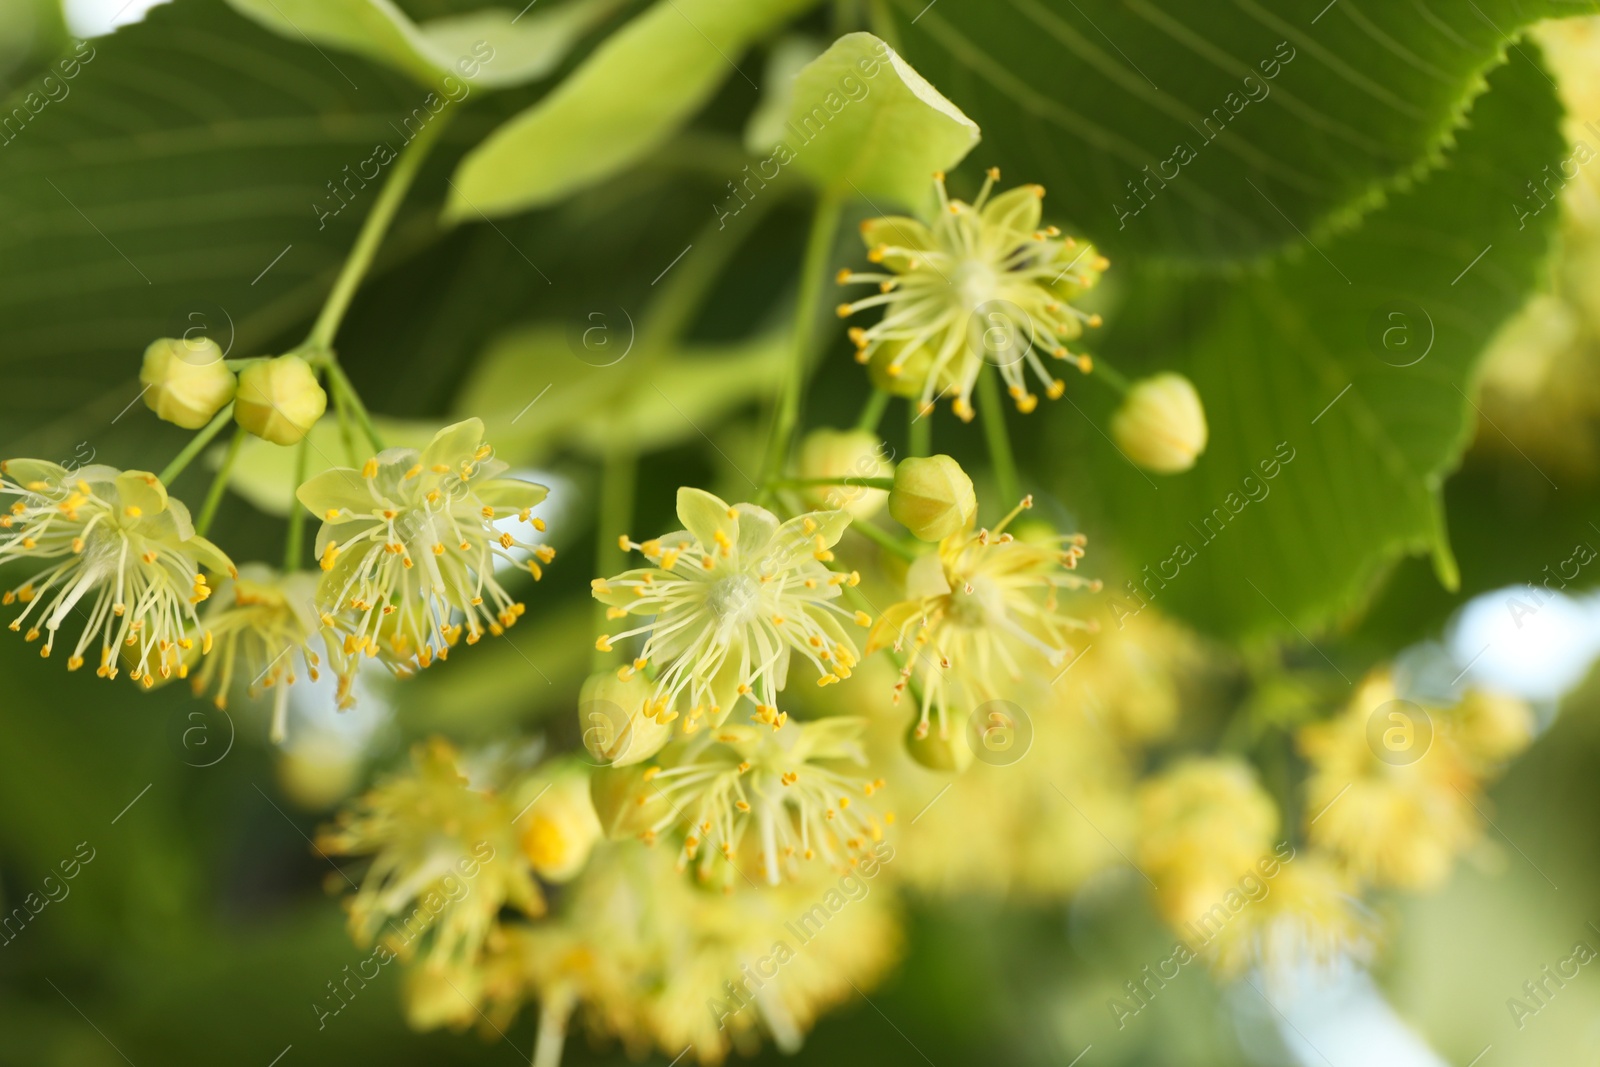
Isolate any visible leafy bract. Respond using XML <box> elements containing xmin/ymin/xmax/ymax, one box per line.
<box><xmin>445</xmin><ymin>0</ymin><xmax>817</xmax><ymax>218</ymax></box>
<box><xmin>225</xmin><ymin>0</ymin><xmax>621</xmax><ymax>89</ymax></box>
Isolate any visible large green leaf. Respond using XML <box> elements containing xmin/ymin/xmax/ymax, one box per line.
<box><xmin>1056</xmin><ymin>47</ymin><xmax>1567</xmax><ymax>638</ymax></box>
<box><xmin>224</xmin><ymin>0</ymin><xmax>622</xmax><ymax>89</ymax></box>
<box><xmin>888</xmin><ymin>0</ymin><xmax>1596</xmax><ymax>263</ymax></box>
<box><xmin>444</xmin><ymin>0</ymin><xmax>816</xmax><ymax>218</ymax></box>
<box><xmin>0</xmin><ymin>0</ymin><xmax>464</xmax><ymax>462</ymax></box>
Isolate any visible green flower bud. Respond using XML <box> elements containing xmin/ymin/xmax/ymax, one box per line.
<box><xmin>889</xmin><ymin>454</ymin><xmax>976</xmax><ymax>542</ymax></box>
<box><xmin>139</xmin><ymin>337</ymin><xmax>236</xmax><ymax>430</ymax></box>
<box><xmin>234</xmin><ymin>355</ymin><xmax>327</xmax><ymax>445</ymax></box>
<box><xmin>1110</xmin><ymin>373</ymin><xmax>1208</xmax><ymax>474</ymax></box>
<box><xmin>578</xmin><ymin>670</ymin><xmax>673</xmax><ymax>768</ymax></box>
<box><xmin>796</xmin><ymin>428</ymin><xmax>891</xmax><ymax>519</ymax></box>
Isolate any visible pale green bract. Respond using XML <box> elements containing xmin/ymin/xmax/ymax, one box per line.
<box><xmin>224</xmin><ymin>0</ymin><xmax>622</xmax><ymax>89</ymax></box>
<box><xmin>768</xmin><ymin>32</ymin><xmax>980</xmax><ymax>212</ymax></box>
<box><xmin>445</xmin><ymin>0</ymin><xmax>817</xmax><ymax>218</ymax></box>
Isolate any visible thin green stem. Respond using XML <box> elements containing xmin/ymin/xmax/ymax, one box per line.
<box><xmin>849</xmin><ymin>517</ymin><xmax>919</xmax><ymax>562</ymax></box>
<box><xmin>854</xmin><ymin>388</ymin><xmax>892</xmax><ymax>433</ymax></box>
<box><xmin>158</xmin><ymin>403</ymin><xmax>235</xmax><ymax>485</ymax></box>
<box><xmin>977</xmin><ymin>366</ymin><xmax>1021</xmax><ymax>506</ymax></box>
<box><xmin>593</xmin><ymin>449</ymin><xmax>637</xmax><ymax>672</ymax></box>
<box><xmin>284</xmin><ymin>436</ymin><xmax>310</xmax><ymax>571</ymax></box>
<box><xmin>327</xmin><ymin>370</ymin><xmax>362</xmax><ymax>465</ymax></box>
<box><xmin>758</xmin><ymin>192</ymin><xmax>843</xmax><ymax>503</ymax></box>
<box><xmin>1088</xmin><ymin>353</ymin><xmax>1133</xmax><ymax>396</ymax></box>
<box><xmin>195</xmin><ymin>426</ymin><xmax>246</xmax><ymax>537</ymax></box>
<box><xmin>770</xmin><ymin>476</ymin><xmax>895</xmax><ymax>492</ymax></box>
<box><xmin>907</xmin><ymin>401</ymin><xmax>930</xmax><ymax>457</ymax></box>
<box><xmin>305</xmin><ymin>110</ymin><xmax>454</xmax><ymax>352</ymax></box>
<box><xmin>324</xmin><ymin>359</ymin><xmax>385</xmax><ymax>453</ymax></box>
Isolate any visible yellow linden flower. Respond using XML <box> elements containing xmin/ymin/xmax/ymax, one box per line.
<box><xmin>837</xmin><ymin>169</ymin><xmax>1107</xmax><ymax>421</ymax></box>
<box><xmin>296</xmin><ymin>418</ymin><xmax>551</xmax><ymax>674</ymax></box>
<box><xmin>865</xmin><ymin>613</ymin><xmax>1195</xmax><ymax>898</ymax></box>
<box><xmin>1299</xmin><ymin>671</ymin><xmax>1528</xmax><ymax>892</ymax></box>
<box><xmin>0</xmin><ymin>459</ymin><xmax>233</xmax><ymax>684</ymax></box>
<box><xmin>592</xmin><ymin>487</ymin><xmax>866</xmax><ymax>728</ymax></box>
<box><xmin>1206</xmin><ymin>853</ymin><xmax>1375</xmax><ymax>980</ymax></box>
<box><xmin>1136</xmin><ymin>756</ymin><xmax>1280</xmax><ymax>930</ymax></box>
<box><xmin>476</xmin><ymin>841</ymin><xmax>901</xmax><ymax>1067</ymax></box>
<box><xmin>316</xmin><ymin>738</ymin><xmax>549</xmax><ymax>971</ymax></box>
<box><xmin>190</xmin><ymin>564</ymin><xmax>353</xmax><ymax>741</ymax></box>
<box><xmin>591</xmin><ymin>716</ymin><xmax>888</xmax><ymax>889</ymax></box>
<box><xmin>866</xmin><ymin>496</ymin><xmax>1097</xmax><ymax>744</ymax></box>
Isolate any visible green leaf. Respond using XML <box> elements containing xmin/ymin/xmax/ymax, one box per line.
<box><xmin>445</xmin><ymin>0</ymin><xmax>817</xmax><ymax>218</ymax></box>
<box><xmin>766</xmin><ymin>31</ymin><xmax>980</xmax><ymax>211</ymax></box>
<box><xmin>1060</xmin><ymin>48</ymin><xmax>1567</xmax><ymax>638</ymax></box>
<box><xmin>224</xmin><ymin>0</ymin><xmax>621</xmax><ymax>89</ymax></box>
<box><xmin>887</xmin><ymin>0</ymin><xmax>1597</xmax><ymax>263</ymax></box>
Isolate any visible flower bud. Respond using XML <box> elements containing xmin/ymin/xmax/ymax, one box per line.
<box><xmin>889</xmin><ymin>455</ymin><xmax>976</xmax><ymax>542</ymax></box>
<box><xmin>517</xmin><ymin>766</ymin><xmax>602</xmax><ymax>883</ymax></box>
<box><xmin>1111</xmin><ymin>373</ymin><xmax>1208</xmax><ymax>474</ymax></box>
<box><xmin>234</xmin><ymin>355</ymin><xmax>327</xmax><ymax>445</ymax></box>
<box><xmin>796</xmin><ymin>428</ymin><xmax>891</xmax><ymax>519</ymax></box>
<box><xmin>579</xmin><ymin>670</ymin><xmax>673</xmax><ymax>767</ymax></box>
<box><xmin>139</xmin><ymin>337</ymin><xmax>236</xmax><ymax>429</ymax></box>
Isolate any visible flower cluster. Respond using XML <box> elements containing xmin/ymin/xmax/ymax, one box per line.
<box><xmin>0</xmin><ymin>460</ymin><xmax>233</xmax><ymax>684</ymax></box>
<box><xmin>592</xmin><ymin>488</ymin><xmax>870</xmax><ymax>728</ymax></box>
<box><xmin>591</xmin><ymin>716</ymin><xmax>889</xmax><ymax>888</ymax></box>
<box><xmin>867</xmin><ymin>494</ymin><xmax>1099</xmax><ymax>745</ymax></box>
<box><xmin>1298</xmin><ymin>671</ymin><xmax>1533</xmax><ymax>891</ymax></box>
<box><xmin>297</xmin><ymin>418</ymin><xmax>553</xmax><ymax>675</ymax></box>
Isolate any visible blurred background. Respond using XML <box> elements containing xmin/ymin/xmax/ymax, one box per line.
<box><xmin>3</xmin><ymin>1</ymin><xmax>1600</xmax><ymax>1064</ymax></box>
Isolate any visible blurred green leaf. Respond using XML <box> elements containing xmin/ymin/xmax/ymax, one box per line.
<box><xmin>888</xmin><ymin>0</ymin><xmax>1597</xmax><ymax>263</ymax></box>
<box><xmin>773</xmin><ymin>32</ymin><xmax>980</xmax><ymax>211</ymax></box>
<box><xmin>1065</xmin><ymin>49</ymin><xmax>1566</xmax><ymax>637</ymax></box>
<box><xmin>224</xmin><ymin>0</ymin><xmax>622</xmax><ymax>89</ymax></box>
<box><xmin>452</xmin><ymin>322</ymin><xmax>788</xmax><ymax>461</ymax></box>
<box><xmin>444</xmin><ymin>0</ymin><xmax>816</xmax><ymax>218</ymax></box>
<box><xmin>0</xmin><ymin>0</ymin><xmax>66</xmax><ymax>91</ymax></box>
<box><xmin>220</xmin><ymin>416</ymin><xmax>442</xmax><ymax>516</ymax></box>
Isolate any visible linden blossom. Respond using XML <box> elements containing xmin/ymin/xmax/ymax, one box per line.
<box><xmin>706</xmin><ymin>840</ymin><xmax>895</xmax><ymax>1033</ymax></box>
<box><xmin>592</xmin><ymin>487</ymin><xmax>869</xmax><ymax>727</ymax></box>
<box><xmin>838</xmin><ymin>171</ymin><xmax>1108</xmax><ymax>422</ymax></box>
